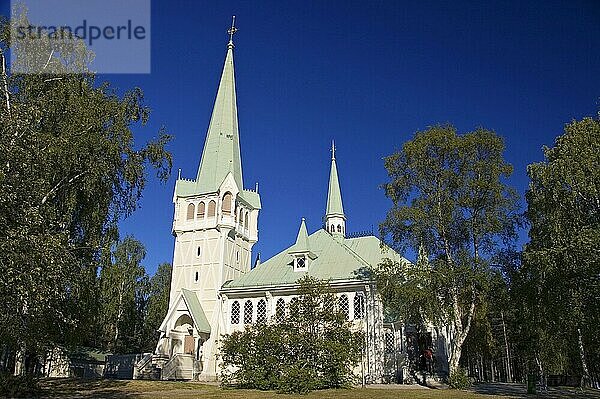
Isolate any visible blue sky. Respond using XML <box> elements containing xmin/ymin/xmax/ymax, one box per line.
<box><xmin>10</xmin><ymin>1</ymin><xmax>599</xmax><ymax>274</ymax></box>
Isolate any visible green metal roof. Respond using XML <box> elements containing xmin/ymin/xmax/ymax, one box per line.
<box><xmin>326</xmin><ymin>151</ymin><xmax>344</xmax><ymax>216</ymax></box>
<box><xmin>290</xmin><ymin>218</ymin><xmax>310</xmax><ymax>253</ymax></box>
<box><xmin>181</xmin><ymin>289</ymin><xmax>211</xmax><ymax>334</ymax></box>
<box><xmin>238</xmin><ymin>189</ymin><xmax>261</xmax><ymax>210</ymax></box>
<box><xmin>222</xmin><ymin>228</ymin><xmax>408</xmax><ymax>289</ymax></box>
<box><xmin>195</xmin><ymin>43</ymin><xmax>243</xmax><ymax>194</ymax></box>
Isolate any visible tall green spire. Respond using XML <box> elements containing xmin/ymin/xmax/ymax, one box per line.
<box><xmin>326</xmin><ymin>141</ymin><xmax>345</xmax><ymax>217</ymax></box>
<box><xmin>195</xmin><ymin>21</ymin><xmax>243</xmax><ymax>193</ymax></box>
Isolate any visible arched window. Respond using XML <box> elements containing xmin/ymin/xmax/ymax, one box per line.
<box><xmin>330</xmin><ymin>224</ymin><xmax>334</xmax><ymax>233</ymax></box>
<box><xmin>256</xmin><ymin>299</ymin><xmax>267</xmax><ymax>324</ymax></box>
<box><xmin>338</xmin><ymin>294</ymin><xmax>349</xmax><ymax>320</ymax></box>
<box><xmin>222</xmin><ymin>192</ymin><xmax>232</xmax><ymax>214</ymax></box>
<box><xmin>187</xmin><ymin>203</ymin><xmax>195</xmax><ymax>220</ymax></box>
<box><xmin>244</xmin><ymin>300</ymin><xmax>253</xmax><ymax>324</ymax></box>
<box><xmin>231</xmin><ymin>301</ymin><xmax>240</xmax><ymax>324</ymax></box>
<box><xmin>207</xmin><ymin>200</ymin><xmax>216</xmax><ymax>217</ymax></box>
<box><xmin>289</xmin><ymin>297</ymin><xmax>298</xmax><ymax>318</ymax></box>
<box><xmin>276</xmin><ymin>298</ymin><xmax>286</xmax><ymax>323</ymax></box>
<box><xmin>244</xmin><ymin>212</ymin><xmax>249</xmax><ymax>229</ymax></box>
<box><xmin>354</xmin><ymin>293</ymin><xmax>365</xmax><ymax>319</ymax></box>
<box><xmin>337</xmin><ymin>224</ymin><xmax>342</xmax><ymax>233</ymax></box>
<box><xmin>197</xmin><ymin>202</ymin><xmax>205</xmax><ymax>218</ymax></box>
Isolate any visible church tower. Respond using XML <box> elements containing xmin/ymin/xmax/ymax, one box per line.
<box><xmin>325</xmin><ymin>141</ymin><xmax>346</xmax><ymax>237</ymax></box>
<box><xmin>155</xmin><ymin>19</ymin><xmax>261</xmax><ymax>380</ymax></box>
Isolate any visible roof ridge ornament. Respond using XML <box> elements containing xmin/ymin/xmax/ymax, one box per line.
<box><xmin>227</xmin><ymin>15</ymin><xmax>238</xmax><ymax>48</ymax></box>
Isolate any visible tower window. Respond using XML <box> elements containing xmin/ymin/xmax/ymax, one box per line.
<box><xmin>296</xmin><ymin>256</ymin><xmax>306</xmax><ymax>269</ymax></box>
<box><xmin>186</xmin><ymin>203</ymin><xmax>195</xmax><ymax>220</ymax></box>
<box><xmin>337</xmin><ymin>224</ymin><xmax>342</xmax><ymax>233</ymax></box>
<box><xmin>330</xmin><ymin>224</ymin><xmax>334</xmax><ymax>233</ymax></box>
<box><xmin>197</xmin><ymin>247</ymin><xmax>201</xmax><ymax>257</ymax></box>
<box><xmin>244</xmin><ymin>300</ymin><xmax>253</xmax><ymax>324</ymax></box>
<box><xmin>339</xmin><ymin>294</ymin><xmax>349</xmax><ymax>320</ymax></box>
<box><xmin>256</xmin><ymin>299</ymin><xmax>267</xmax><ymax>324</ymax></box>
<box><xmin>195</xmin><ymin>271</ymin><xmax>199</xmax><ymax>282</ymax></box>
<box><xmin>197</xmin><ymin>202</ymin><xmax>205</xmax><ymax>218</ymax></box>
<box><xmin>207</xmin><ymin>200</ymin><xmax>216</xmax><ymax>217</ymax></box>
<box><xmin>236</xmin><ymin>251</ymin><xmax>240</xmax><ymax>262</ymax></box>
<box><xmin>244</xmin><ymin>212</ymin><xmax>249</xmax><ymax>229</ymax></box>
<box><xmin>222</xmin><ymin>192</ymin><xmax>232</xmax><ymax>214</ymax></box>
<box><xmin>231</xmin><ymin>301</ymin><xmax>240</xmax><ymax>324</ymax></box>
<box><xmin>354</xmin><ymin>293</ymin><xmax>365</xmax><ymax>319</ymax></box>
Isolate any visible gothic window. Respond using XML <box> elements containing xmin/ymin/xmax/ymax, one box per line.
<box><xmin>338</xmin><ymin>294</ymin><xmax>349</xmax><ymax>320</ymax></box>
<box><xmin>385</xmin><ymin>331</ymin><xmax>395</xmax><ymax>354</ymax></box>
<box><xmin>330</xmin><ymin>224</ymin><xmax>334</xmax><ymax>233</ymax></box>
<box><xmin>337</xmin><ymin>224</ymin><xmax>342</xmax><ymax>233</ymax></box>
<box><xmin>276</xmin><ymin>298</ymin><xmax>285</xmax><ymax>322</ymax></box>
<box><xmin>244</xmin><ymin>300</ymin><xmax>253</xmax><ymax>324</ymax></box>
<box><xmin>256</xmin><ymin>299</ymin><xmax>267</xmax><ymax>324</ymax></box>
<box><xmin>289</xmin><ymin>297</ymin><xmax>298</xmax><ymax>318</ymax></box>
<box><xmin>187</xmin><ymin>203</ymin><xmax>195</xmax><ymax>220</ymax></box>
<box><xmin>354</xmin><ymin>293</ymin><xmax>365</xmax><ymax>319</ymax></box>
<box><xmin>222</xmin><ymin>192</ymin><xmax>232</xmax><ymax>214</ymax></box>
<box><xmin>207</xmin><ymin>200</ymin><xmax>216</xmax><ymax>217</ymax></box>
<box><xmin>197</xmin><ymin>202</ymin><xmax>205</xmax><ymax>218</ymax></box>
<box><xmin>231</xmin><ymin>301</ymin><xmax>240</xmax><ymax>324</ymax></box>
<box><xmin>244</xmin><ymin>212</ymin><xmax>249</xmax><ymax>229</ymax></box>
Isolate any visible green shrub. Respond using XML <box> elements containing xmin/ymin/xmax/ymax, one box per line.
<box><xmin>448</xmin><ymin>367</ymin><xmax>471</xmax><ymax>389</ymax></box>
<box><xmin>219</xmin><ymin>276</ymin><xmax>363</xmax><ymax>393</ymax></box>
<box><xmin>0</xmin><ymin>373</ymin><xmax>42</xmax><ymax>398</ymax></box>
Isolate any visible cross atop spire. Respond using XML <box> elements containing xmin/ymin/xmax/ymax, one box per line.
<box><xmin>227</xmin><ymin>16</ymin><xmax>238</xmax><ymax>48</ymax></box>
<box><xmin>331</xmin><ymin>140</ymin><xmax>336</xmax><ymax>160</ymax></box>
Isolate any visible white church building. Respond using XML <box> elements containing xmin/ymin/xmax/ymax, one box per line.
<box><xmin>137</xmin><ymin>25</ymin><xmax>451</xmax><ymax>384</ymax></box>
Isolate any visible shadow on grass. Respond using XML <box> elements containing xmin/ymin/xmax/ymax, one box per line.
<box><xmin>40</xmin><ymin>378</ymin><xmax>136</xmax><ymax>398</ymax></box>
<box><xmin>471</xmin><ymin>382</ymin><xmax>600</xmax><ymax>399</ymax></box>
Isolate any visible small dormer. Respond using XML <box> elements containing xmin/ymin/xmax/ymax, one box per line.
<box><xmin>289</xmin><ymin>218</ymin><xmax>317</xmax><ymax>272</ymax></box>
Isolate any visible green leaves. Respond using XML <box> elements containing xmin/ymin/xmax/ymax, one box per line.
<box><xmin>0</xmin><ymin>11</ymin><xmax>172</xmax><ymax>362</ymax></box>
<box><xmin>219</xmin><ymin>276</ymin><xmax>363</xmax><ymax>393</ymax></box>
<box><xmin>523</xmin><ymin>113</ymin><xmax>600</xmax><ymax>381</ymax></box>
<box><xmin>377</xmin><ymin>124</ymin><xmax>520</xmax><ymax>376</ymax></box>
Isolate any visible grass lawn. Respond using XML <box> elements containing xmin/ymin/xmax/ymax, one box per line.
<box><xmin>40</xmin><ymin>379</ymin><xmax>509</xmax><ymax>399</ymax></box>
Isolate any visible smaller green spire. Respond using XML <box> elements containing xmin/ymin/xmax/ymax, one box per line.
<box><xmin>294</xmin><ymin>217</ymin><xmax>310</xmax><ymax>252</ymax></box>
<box><xmin>326</xmin><ymin>141</ymin><xmax>345</xmax><ymax>217</ymax></box>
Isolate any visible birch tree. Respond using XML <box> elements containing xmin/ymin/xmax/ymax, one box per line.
<box><xmin>0</xmin><ymin>11</ymin><xmax>171</xmax><ymax>372</ymax></box>
<box><xmin>524</xmin><ymin>112</ymin><xmax>600</xmax><ymax>387</ymax></box>
<box><xmin>377</xmin><ymin>125</ymin><xmax>520</xmax><ymax>377</ymax></box>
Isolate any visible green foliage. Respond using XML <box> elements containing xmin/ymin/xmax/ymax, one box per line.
<box><xmin>376</xmin><ymin>125</ymin><xmax>520</xmax><ymax>375</ymax></box>
<box><xmin>0</xmin><ymin>373</ymin><xmax>41</xmax><ymax>398</ymax></box>
<box><xmin>447</xmin><ymin>367</ymin><xmax>471</xmax><ymax>389</ymax></box>
<box><xmin>219</xmin><ymin>276</ymin><xmax>363</xmax><ymax>393</ymax></box>
<box><xmin>142</xmin><ymin>262</ymin><xmax>172</xmax><ymax>352</ymax></box>
<box><xmin>522</xmin><ymin>112</ymin><xmax>600</xmax><ymax>382</ymax></box>
<box><xmin>98</xmin><ymin>236</ymin><xmax>148</xmax><ymax>353</ymax></box>
<box><xmin>0</xmin><ymin>8</ymin><xmax>171</xmax><ymax>369</ymax></box>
